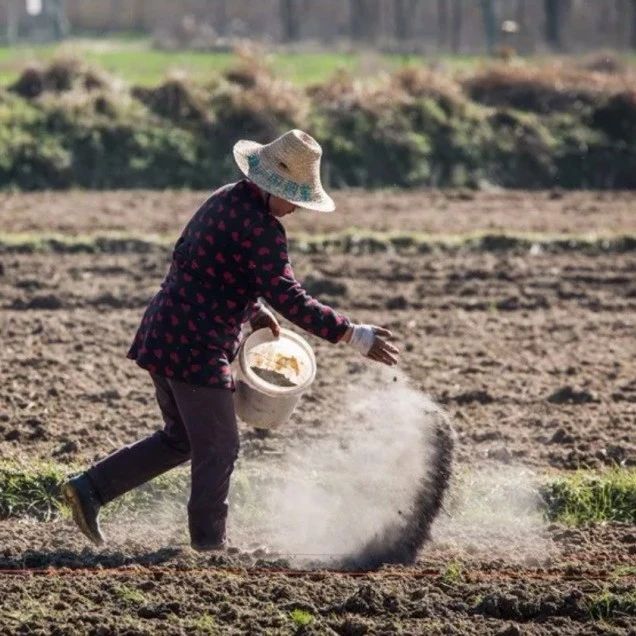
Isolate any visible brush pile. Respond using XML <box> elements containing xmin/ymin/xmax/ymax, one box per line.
<box><xmin>0</xmin><ymin>53</ymin><xmax>635</xmax><ymax>190</ymax></box>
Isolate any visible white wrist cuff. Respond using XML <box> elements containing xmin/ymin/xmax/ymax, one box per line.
<box><xmin>348</xmin><ymin>324</ymin><xmax>375</xmax><ymax>355</ymax></box>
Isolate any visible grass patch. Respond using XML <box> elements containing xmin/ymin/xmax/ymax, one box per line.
<box><xmin>612</xmin><ymin>565</ymin><xmax>636</xmax><ymax>579</ymax></box>
<box><xmin>1</xmin><ymin>231</ymin><xmax>634</xmax><ymax>256</ymax></box>
<box><xmin>191</xmin><ymin>613</ymin><xmax>218</xmax><ymax>634</ymax></box>
<box><xmin>289</xmin><ymin>608</ymin><xmax>314</xmax><ymax>627</ymax></box>
<box><xmin>103</xmin><ymin>468</ymin><xmax>190</xmax><ymax>521</ymax></box>
<box><xmin>113</xmin><ymin>584</ymin><xmax>146</xmax><ymax>605</ymax></box>
<box><xmin>0</xmin><ymin>460</ymin><xmax>190</xmax><ymax>522</ymax></box>
<box><xmin>587</xmin><ymin>588</ymin><xmax>636</xmax><ymax>621</ymax></box>
<box><xmin>542</xmin><ymin>469</ymin><xmax>636</xmax><ymax>525</ymax></box>
<box><xmin>0</xmin><ymin>232</ymin><xmax>172</xmax><ymax>254</ymax></box>
<box><xmin>0</xmin><ymin>461</ymin><xmax>65</xmax><ymax>521</ymax></box>
<box><xmin>1</xmin><ymin>461</ymin><xmax>635</xmax><ymax>527</ymax></box>
<box><xmin>0</xmin><ymin>37</ymin><xmax>444</xmax><ymax>87</ymax></box>
<box><xmin>442</xmin><ymin>560</ymin><xmax>464</xmax><ymax>584</ymax></box>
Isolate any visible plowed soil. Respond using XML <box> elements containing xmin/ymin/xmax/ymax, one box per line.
<box><xmin>1</xmin><ymin>190</ymin><xmax>635</xmax><ymax>635</ymax></box>
<box><xmin>2</xmin><ymin>189</ymin><xmax>634</xmax><ymax>236</ymax></box>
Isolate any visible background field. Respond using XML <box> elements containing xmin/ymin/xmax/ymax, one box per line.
<box><xmin>0</xmin><ymin>37</ymin><xmax>442</xmax><ymax>86</ymax></box>
<box><xmin>3</xmin><ymin>37</ymin><xmax>633</xmax><ymax>87</ymax></box>
<box><xmin>1</xmin><ymin>190</ymin><xmax>634</xmax><ymax>634</ymax></box>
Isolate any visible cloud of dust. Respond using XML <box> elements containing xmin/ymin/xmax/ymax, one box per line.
<box><xmin>101</xmin><ymin>366</ymin><xmax>551</xmax><ymax>569</ymax></box>
<box><xmin>103</xmin><ymin>366</ymin><xmax>449</xmax><ymax>568</ymax></box>
<box><xmin>431</xmin><ymin>465</ymin><xmax>554</xmax><ymax>562</ymax></box>
<box><xmin>229</xmin><ymin>366</ymin><xmax>449</xmax><ymax>568</ymax></box>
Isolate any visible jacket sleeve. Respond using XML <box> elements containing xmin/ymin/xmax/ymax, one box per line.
<box><xmin>245</xmin><ymin>216</ymin><xmax>350</xmax><ymax>343</ymax></box>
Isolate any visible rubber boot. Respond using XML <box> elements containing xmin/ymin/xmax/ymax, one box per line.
<box><xmin>62</xmin><ymin>473</ymin><xmax>105</xmax><ymax>547</ymax></box>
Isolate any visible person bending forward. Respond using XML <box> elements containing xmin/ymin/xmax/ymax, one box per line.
<box><xmin>63</xmin><ymin>129</ymin><xmax>399</xmax><ymax>551</ymax></box>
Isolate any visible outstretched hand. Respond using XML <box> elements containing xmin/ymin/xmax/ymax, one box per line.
<box><xmin>366</xmin><ymin>326</ymin><xmax>399</xmax><ymax>366</ymax></box>
<box><xmin>250</xmin><ymin>306</ymin><xmax>281</xmax><ymax>338</ymax></box>
<box><xmin>345</xmin><ymin>324</ymin><xmax>399</xmax><ymax>367</ymax></box>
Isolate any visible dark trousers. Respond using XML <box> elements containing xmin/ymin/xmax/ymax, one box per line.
<box><xmin>87</xmin><ymin>373</ymin><xmax>239</xmax><ymax>546</ymax></box>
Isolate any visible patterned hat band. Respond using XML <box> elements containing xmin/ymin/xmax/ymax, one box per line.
<box><xmin>247</xmin><ymin>154</ymin><xmax>315</xmax><ymax>204</ymax></box>
<box><xmin>233</xmin><ymin>129</ymin><xmax>336</xmax><ymax>213</ymax></box>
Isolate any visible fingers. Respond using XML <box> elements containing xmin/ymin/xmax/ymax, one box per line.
<box><xmin>379</xmin><ymin>339</ymin><xmax>400</xmax><ymax>355</ymax></box>
<box><xmin>370</xmin><ymin>326</ymin><xmax>399</xmax><ymax>362</ymax></box>
<box><xmin>372</xmin><ymin>336</ymin><xmax>399</xmax><ymax>356</ymax></box>
<box><xmin>368</xmin><ymin>350</ymin><xmax>398</xmax><ymax>366</ymax></box>
<box><xmin>367</xmin><ymin>339</ymin><xmax>399</xmax><ymax>366</ymax></box>
<box><xmin>251</xmin><ymin>317</ymin><xmax>280</xmax><ymax>338</ymax></box>
<box><xmin>372</xmin><ymin>326</ymin><xmax>393</xmax><ymax>338</ymax></box>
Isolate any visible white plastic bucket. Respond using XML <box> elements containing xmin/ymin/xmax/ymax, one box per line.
<box><xmin>233</xmin><ymin>327</ymin><xmax>317</xmax><ymax>429</ymax></box>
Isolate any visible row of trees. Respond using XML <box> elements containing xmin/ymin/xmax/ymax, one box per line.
<box><xmin>278</xmin><ymin>0</ymin><xmax>636</xmax><ymax>52</ymax></box>
<box><xmin>5</xmin><ymin>0</ymin><xmax>636</xmax><ymax>53</ymax></box>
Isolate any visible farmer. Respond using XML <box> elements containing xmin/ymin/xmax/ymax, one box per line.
<box><xmin>63</xmin><ymin>129</ymin><xmax>399</xmax><ymax>551</ymax></box>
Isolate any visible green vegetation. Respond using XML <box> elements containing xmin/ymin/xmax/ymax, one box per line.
<box><xmin>0</xmin><ymin>461</ymin><xmax>63</xmax><ymax>521</ymax></box>
<box><xmin>0</xmin><ymin>460</ymin><xmax>189</xmax><ymax>522</ymax></box>
<box><xmin>0</xmin><ymin>37</ymin><xmax>429</xmax><ymax>87</ymax></box>
<box><xmin>1</xmin><ymin>230</ymin><xmax>634</xmax><ymax>256</ymax></box>
<box><xmin>542</xmin><ymin>469</ymin><xmax>636</xmax><ymax>525</ymax></box>
<box><xmin>587</xmin><ymin>588</ymin><xmax>636</xmax><ymax>621</ymax></box>
<box><xmin>0</xmin><ymin>51</ymin><xmax>633</xmax><ymax>190</ymax></box>
<box><xmin>104</xmin><ymin>468</ymin><xmax>190</xmax><ymax>521</ymax></box>
<box><xmin>191</xmin><ymin>613</ymin><xmax>219</xmax><ymax>634</ymax></box>
<box><xmin>289</xmin><ymin>608</ymin><xmax>314</xmax><ymax>627</ymax></box>
<box><xmin>441</xmin><ymin>560</ymin><xmax>464</xmax><ymax>584</ymax></box>
<box><xmin>113</xmin><ymin>585</ymin><xmax>147</xmax><ymax>605</ymax></box>
<box><xmin>1</xmin><ymin>461</ymin><xmax>635</xmax><ymax>527</ymax></box>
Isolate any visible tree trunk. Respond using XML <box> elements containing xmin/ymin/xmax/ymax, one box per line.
<box><xmin>437</xmin><ymin>0</ymin><xmax>448</xmax><ymax>50</ymax></box>
<box><xmin>515</xmin><ymin>0</ymin><xmax>526</xmax><ymax>30</ymax></box>
<box><xmin>544</xmin><ymin>0</ymin><xmax>571</xmax><ymax>51</ymax></box>
<box><xmin>131</xmin><ymin>0</ymin><xmax>145</xmax><ymax>32</ymax></box>
<box><xmin>6</xmin><ymin>0</ymin><xmax>19</xmax><ymax>44</ymax></box>
<box><xmin>395</xmin><ymin>0</ymin><xmax>418</xmax><ymax>41</ymax></box>
<box><xmin>395</xmin><ymin>0</ymin><xmax>409</xmax><ymax>40</ymax></box>
<box><xmin>616</xmin><ymin>0</ymin><xmax>629</xmax><ymax>49</ymax></box>
<box><xmin>350</xmin><ymin>0</ymin><xmax>363</xmax><ymax>40</ymax></box>
<box><xmin>280</xmin><ymin>0</ymin><xmax>301</xmax><ymax>42</ymax></box>
<box><xmin>109</xmin><ymin>0</ymin><xmax>119</xmax><ymax>32</ymax></box>
<box><xmin>56</xmin><ymin>0</ymin><xmax>70</xmax><ymax>38</ymax></box>
<box><xmin>480</xmin><ymin>0</ymin><xmax>498</xmax><ymax>53</ymax></box>
<box><xmin>350</xmin><ymin>0</ymin><xmax>380</xmax><ymax>41</ymax></box>
<box><xmin>450</xmin><ymin>0</ymin><xmax>463</xmax><ymax>53</ymax></box>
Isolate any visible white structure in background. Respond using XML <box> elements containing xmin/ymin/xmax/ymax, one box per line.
<box><xmin>5</xmin><ymin>0</ymin><xmax>68</xmax><ymax>43</ymax></box>
<box><xmin>26</xmin><ymin>0</ymin><xmax>43</xmax><ymax>16</ymax></box>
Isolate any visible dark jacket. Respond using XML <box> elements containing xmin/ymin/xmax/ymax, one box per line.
<box><xmin>128</xmin><ymin>180</ymin><xmax>350</xmax><ymax>389</ymax></box>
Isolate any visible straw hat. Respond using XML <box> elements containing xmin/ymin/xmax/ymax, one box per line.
<box><xmin>233</xmin><ymin>129</ymin><xmax>335</xmax><ymax>213</ymax></box>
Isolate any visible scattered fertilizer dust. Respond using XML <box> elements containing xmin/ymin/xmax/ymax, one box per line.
<box><xmin>431</xmin><ymin>465</ymin><xmax>554</xmax><ymax>563</ymax></box>
<box><xmin>97</xmin><ymin>367</ymin><xmax>549</xmax><ymax>571</ymax></box>
<box><xmin>229</xmin><ymin>367</ymin><xmax>454</xmax><ymax>570</ymax></box>
<box><xmin>94</xmin><ymin>367</ymin><xmax>453</xmax><ymax>571</ymax></box>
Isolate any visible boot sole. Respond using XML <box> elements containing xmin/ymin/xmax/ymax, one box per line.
<box><xmin>191</xmin><ymin>542</ymin><xmax>226</xmax><ymax>553</ymax></box>
<box><xmin>61</xmin><ymin>483</ymin><xmax>104</xmax><ymax>547</ymax></box>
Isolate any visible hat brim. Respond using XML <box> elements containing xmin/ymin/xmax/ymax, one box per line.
<box><xmin>233</xmin><ymin>140</ymin><xmax>335</xmax><ymax>213</ymax></box>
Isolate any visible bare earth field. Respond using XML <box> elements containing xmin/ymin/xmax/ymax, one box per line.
<box><xmin>0</xmin><ymin>190</ymin><xmax>635</xmax><ymax>635</ymax></box>
<box><xmin>2</xmin><ymin>189</ymin><xmax>635</xmax><ymax>236</ymax></box>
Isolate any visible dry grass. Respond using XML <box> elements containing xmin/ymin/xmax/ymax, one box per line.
<box><xmin>9</xmin><ymin>55</ymin><xmax>115</xmax><ymax>99</ymax></box>
<box><xmin>462</xmin><ymin>61</ymin><xmax>636</xmax><ymax>112</ymax></box>
<box><xmin>2</xmin><ymin>55</ymin><xmax>636</xmax><ymax>190</ymax></box>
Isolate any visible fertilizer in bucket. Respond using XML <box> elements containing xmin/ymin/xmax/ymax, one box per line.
<box><xmin>234</xmin><ymin>328</ymin><xmax>316</xmax><ymax>429</ymax></box>
<box><xmin>250</xmin><ymin>352</ymin><xmax>299</xmax><ymax>388</ymax></box>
